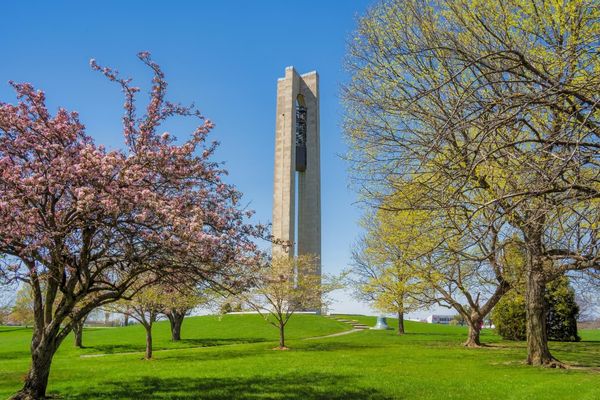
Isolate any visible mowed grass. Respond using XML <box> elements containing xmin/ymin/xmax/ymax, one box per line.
<box><xmin>0</xmin><ymin>314</ymin><xmax>598</xmax><ymax>399</ymax></box>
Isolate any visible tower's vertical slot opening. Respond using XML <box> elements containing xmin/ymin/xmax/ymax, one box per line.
<box><xmin>295</xmin><ymin>94</ymin><xmax>307</xmax><ymax>172</ymax></box>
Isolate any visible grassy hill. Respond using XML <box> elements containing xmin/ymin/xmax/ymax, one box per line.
<box><xmin>1</xmin><ymin>314</ymin><xmax>599</xmax><ymax>399</ymax></box>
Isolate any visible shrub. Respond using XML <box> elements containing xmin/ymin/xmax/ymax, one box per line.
<box><xmin>493</xmin><ymin>293</ymin><xmax>527</xmax><ymax>340</ymax></box>
<box><xmin>492</xmin><ymin>276</ymin><xmax>580</xmax><ymax>342</ymax></box>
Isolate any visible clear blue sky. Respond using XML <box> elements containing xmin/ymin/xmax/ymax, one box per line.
<box><xmin>0</xmin><ymin>1</ymin><xmax>380</xmax><ymax>314</ymax></box>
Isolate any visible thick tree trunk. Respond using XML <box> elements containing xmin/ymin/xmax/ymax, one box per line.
<box><xmin>145</xmin><ymin>325</ymin><xmax>153</xmax><ymax>359</ymax></box>
<box><xmin>397</xmin><ymin>311</ymin><xmax>405</xmax><ymax>335</ymax></box>
<box><xmin>526</xmin><ymin>266</ymin><xmax>554</xmax><ymax>365</ymax></box>
<box><xmin>166</xmin><ymin>310</ymin><xmax>185</xmax><ymax>341</ymax></box>
<box><xmin>73</xmin><ymin>320</ymin><xmax>84</xmax><ymax>348</ymax></box>
<box><xmin>464</xmin><ymin>318</ymin><xmax>482</xmax><ymax>347</ymax></box>
<box><xmin>11</xmin><ymin>335</ymin><xmax>60</xmax><ymax>399</ymax></box>
<box><xmin>123</xmin><ymin>313</ymin><xmax>129</xmax><ymax>326</ymax></box>
<box><xmin>279</xmin><ymin>323</ymin><xmax>285</xmax><ymax>349</ymax></box>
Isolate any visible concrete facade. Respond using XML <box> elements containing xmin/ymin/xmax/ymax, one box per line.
<box><xmin>272</xmin><ymin>66</ymin><xmax>321</xmax><ymax>278</ymax></box>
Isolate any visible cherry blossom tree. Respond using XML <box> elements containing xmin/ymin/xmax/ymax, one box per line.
<box><xmin>0</xmin><ymin>52</ymin><xmax>263</xmax><ymax>400</ymax></box>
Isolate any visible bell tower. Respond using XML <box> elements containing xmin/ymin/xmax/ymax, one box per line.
<box><xmin>272</xmin><ymin>66</ymin><xmax>321</xmax><ymax>279</ymax></box>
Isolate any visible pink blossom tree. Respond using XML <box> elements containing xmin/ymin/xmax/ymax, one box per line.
<box><xmin>0</xmin><ymin>52</ymin><xmax>263</xmax><ymax>400</ymax></box>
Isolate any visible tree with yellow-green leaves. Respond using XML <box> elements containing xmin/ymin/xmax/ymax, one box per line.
<box><xmin>161</xmin><ymin>284</ymin><xmax>207</xmax><ymax>342</ymax></box>
<box><xmin>344</xmin><ymin>0</ymin><xmax>600</xmax><ymax>366</ymax></box>
<box><xmin>8</xmin><ymin>285</ymin><xmax>35</xmax><ymax>327</ymax></box>
<box><xmin>350</xmin><ymin>213</ymin><xmax>429</xmax><ymax>334</ymax></box>
<box><xmin>366</xmin><ymin>185</ymin><xmax>512</xmax><ymax>347</ymax></box>
<box><xmin>107</xmin><ymin>282</ymin><xmax>166</xmax><ymax>360</ymax></box>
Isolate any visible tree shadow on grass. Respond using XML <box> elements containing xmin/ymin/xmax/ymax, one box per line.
<box><xmin>487</xmin><ymin>340</ymin><xmax>600</xmax><ymax>368</ymax></box>
<box><xmin>86</xmin><ymin>338</ymin><xmax>269</xmax><ymax>355</ymax></box>
<box><xmin>178</xmin><ymin>338</ymin><xmax>267</xmax><ymax>347</ymax></box>
<box><xmin>83</xmin><ymin>344</ymin><xmax>146</xmax><ymax>354</ymax></box>
<box><xmin>299</xmin><ymin>340</ymin><xmax>378</xmax><ymax>352</ymax></box>
<box><xmin>64</xmin><ymin>373</ymin><xmax>396</xmax><ymax>400</ymax></box>
<box><xmin>0</xmin><ymin>327</ymin><xmax>30</xmax><ymax>334</ymax></box>
<box><xmin>552</xmin><ymin>341</ymin><xmax>600</xmax><ymax>368</ymax></box>
<box><xmin>0</xmin><ymin>350</ymin><xmax>31</xmax><ymax>360</ymax></box>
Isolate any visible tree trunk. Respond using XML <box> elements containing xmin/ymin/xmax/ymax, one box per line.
<box><xmin>464</xmin><ymin>317</ymin><xmax>482</xmax><ymax>347</ymax></box>
<box><xmin>166</xmin><ymin>310</ymin><xmax>185</xmax><ymax>341</ymax></box>
<box><xmin>145</xmin><ymin>324</ymin><xmax>153</xmax><ymax>359</ymax></box>
<box><xmin>11</xmin><ymin>335</ymin><xmax>60</xmax><ymax>399</ymax></box>
<box><xmin>73</xmin><ymin>320</ymin><xmax>84</xmax><ymax>348</ymax></box>
<box><xmin>526</xmin><ymin>266</ymin><xmax>554</xmax><ymax>365</ymax></box>
<box><xmin>279</xmin><ymin>322</ymin><xmax>285</xmax><ymax>349</ymax></box>
<box><xmin>123</xmin><ymin>313</ymin><xmax>129</xmax><ymax>326</ymax></box>
<box><xmin>397</xmin><ymin>311</ymin><xmax>405</xmax><ymax>335</ymax></box>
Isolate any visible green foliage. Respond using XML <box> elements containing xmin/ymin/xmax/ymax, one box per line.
<box><xmin>8</xmin><ymin>285</ymin><xmax>35</xmax><ymax>326</ymax></box>
<box><xmin>493</xmin><ymin>277</ymin><xmax>580</xmax><ymax>342</ymax></box>
<box><xmin>219</xmin><ymin>301</ymin><xmax>242</xmax><ymax>314</ymax></box>
<box><xmin>546</xmin><ymin>277</ymin><xmax>580</xmax><ymax>342</ymax></box>
<box><xmin>493</xmin><ymin>293</ymin><xmax>527</xmax><ymax>341</ymax></box>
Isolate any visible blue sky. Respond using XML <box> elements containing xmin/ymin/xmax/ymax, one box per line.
<box><xmin>0</xmin><ymin>1</ymin><xmax>382</xmax><ymax>314</ymax></box>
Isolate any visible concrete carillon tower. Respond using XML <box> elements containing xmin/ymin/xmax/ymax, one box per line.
<box><xmin>272</xmin><ymin>66</ymin><xmax>321</xmax><ymax>279</ymax></box>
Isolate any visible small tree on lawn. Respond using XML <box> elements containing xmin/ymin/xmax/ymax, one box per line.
<box><xmin>71</xmin><ymin>308</ymin><xmax>91</xmax><ymax>348</ymax></box>
<box><xmin>123</xmin><ymin>283</ymin><xmax>165</xmax><ymax>360</ymax></box>
<box><xmin>243</xmin><ymin>254</ymin><xmax>337</xmax><ymax>350</ymax></box>
<box><xmin>160</xmin><ymin>282</ymin><xmax>207</xmax><ymax>341</ymax></box>
<box><xmin>350</xmin><ymin>220</ymin><xmax>428</xmax><ymax>334</ymax></box>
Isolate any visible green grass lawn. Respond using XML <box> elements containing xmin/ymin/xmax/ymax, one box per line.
<box><xmin>1</xmin><ymin>314</ymin><xmax>599</xmax><ymax>399</ymax></box>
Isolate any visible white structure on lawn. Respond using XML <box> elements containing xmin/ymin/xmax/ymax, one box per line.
<box><xmin>426</xmin><ymin>315</ymin><xmax>454</xmax><ymax>324</ymax></box>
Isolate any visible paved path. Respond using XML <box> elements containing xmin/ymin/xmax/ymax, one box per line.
<box><xmin>303</xmin><ymin>328</ymin><xmax>362</xmax><ymax>340</ymax></box>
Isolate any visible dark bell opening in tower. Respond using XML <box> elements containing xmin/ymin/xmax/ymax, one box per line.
<box><xmin>295</xmin><ymin>94</ymin><xmax>307</xmax><ymax>172</ymax></box>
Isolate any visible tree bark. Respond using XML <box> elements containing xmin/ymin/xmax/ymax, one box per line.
<box><xmin>397</xmin><ymin>311</ymin><xmax>405</xmax><ymax>335</ymax></box>
<box><xmin>11</xmin><ymin>333</ymin><xmax>60</xmax><ymax>399</ymax></box>
<box><xmin>278</xmin><ymin>322</ymin><xmax>285</xmax><ymax>349</ymax></box>
<box><xmin>464</xmin><ymin>317</ymin><xmax>482</xmax><ymax>347</ymax></box>
<box><xmin>73</xmin><ymin>320</ymin><xmax>84</xmax><ymax>348</ymax></box>
<box><xmin>165</xmin><ymin>309</ymin><xmax>185</xmax><ymax>341</ymax></box>
<box><xmin>123</xmin><ymin>313</ymin><xmax>129</xmax><ymax>327</ymax></box>
<box><xmin>526</xmin><ymin>265</ymin><xmax>554</xmax><ymax>365</ymax></box>
<box><xmin>144</xmin><ymin>324</ymin><xmax>153</xmax><ymax>359</ymax></box>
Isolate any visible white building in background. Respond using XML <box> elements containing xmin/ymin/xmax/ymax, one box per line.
<box><xmin>426</xmin><ymin>315</ymin><xmax>454</xmax><ymax>324</ymax></box>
